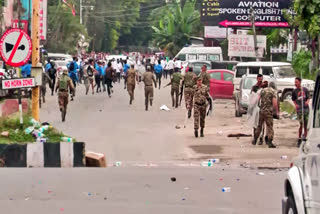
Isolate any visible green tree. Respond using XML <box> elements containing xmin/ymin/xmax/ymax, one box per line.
<box><xmin>46</xmin><ymin>0</ymin><xmax>88</xmax><ymax>54</ymax></box>
<box><xmin>151</xmin><ymin>0</ymin><xmax>201</xmax><ymax>57</ymax></box>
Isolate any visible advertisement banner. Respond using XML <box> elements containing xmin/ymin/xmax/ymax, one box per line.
<box><xmin>201</xmin><ymin>0</ymin><xmax>220</xmax><ymax>26</ymax></box>
<box><xmin>39</xmin><ymin>0</ymin><xmax>48</xmax><ymax>40</ymax></box>
<box><xmin>204</xmin><ymin>26</ymin><xmax>227</xmax><ymax>38</ymax></box>
<box><xmin>228</xmin><ymin>34</ymin><xmax>266</xmax><ymax>58</ymax></box>
<box><xmin>219</xmin><ymin>0</ymin><xmax>294</xmax><ymax>28</ymax></box>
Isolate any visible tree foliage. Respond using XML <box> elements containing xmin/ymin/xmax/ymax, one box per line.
<box><xmin>46</xmin><ymin>0</ymin><xmax>88</xmax><ymax>54</ymax></box>
<box><xmin>151</xmin><ymin>0</ymin><xmax>201</xmax><ymax>57</ymax></box>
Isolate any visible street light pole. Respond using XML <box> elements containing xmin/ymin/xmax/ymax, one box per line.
<box><xmin>80</xmin><ymin>0</ymin><xmax>83</xmax><ymax>24</ymax></box>
<box><xmin>250</xmin><ymin>7</ymin><xmax>259</xmax><ymax>61</ymax></box>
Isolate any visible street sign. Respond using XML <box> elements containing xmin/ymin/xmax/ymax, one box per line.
<box><xmin>1</xmin><ymin>77</ymin><xmax>35</xmax><ymax>90</ymax></box>
<box><xmin>0</xmin><ymin>28</ymin><xmax>32</xmax><ymax>67</ymax></box>
<box><xmin>219</xmin><ymin>0</ymin><xmax>294</xmax><ymax>28</ymax></box>
<box><xmin>228</xmin><ymin>34</ymin><xmax>266</xmax><ymax>58</ymax></box>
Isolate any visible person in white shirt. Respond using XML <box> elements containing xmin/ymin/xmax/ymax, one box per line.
<box><xmin>174</xmin><ymin>58</ymin><xmax>182</xmax><ymax>73</ymax></box>
<box><xmin>161</xmin><ymin>58</ymin><xmax>167</xmax><ymax>79</ymax></box>
<box><xmin>167</xmin><ymin>58</ymin><xmax>175</xmax><ymax>78</ymax></box>
<box><xmin>116</xmin><ymin>59</ymin><xmax>122</xmax><ymax>83</ymax></box>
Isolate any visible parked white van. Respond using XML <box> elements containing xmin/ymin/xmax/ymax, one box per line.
<box><xmin>174</xmin><ymin>46</ymin><xmax>223</xmax><ymax>62</ymax></box>
<box><xmin>233</xmin><ymin>62</ymin><xmax>315</xmax><ymax>101</ymax></box>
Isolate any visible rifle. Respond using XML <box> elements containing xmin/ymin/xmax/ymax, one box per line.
<box><xmin>206</xmin><ymin>92</ymin><xmax>213</xmax><ymax>116</ymax></box>
<box><xmin>179</xmin><ymin>81</ymin><xmax>184</xmax><ymax>106</ymax></box>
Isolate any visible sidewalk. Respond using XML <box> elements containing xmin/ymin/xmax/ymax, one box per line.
<box><xmin>176</xmin><ymin>100</ymin><xmax>299</xmax><ymax>169</ymax></box>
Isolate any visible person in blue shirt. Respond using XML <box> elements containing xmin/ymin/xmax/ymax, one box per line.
<box><xmin>154</xmin><ymin>60</ymin><xmax>163</xmax><ymax>89</ymax></box>
<box><xmin>123</xmin><ymin>60</ymin><xmax>130</xmax><ymax>89</ymax></box>
<box><xmin>21</xmin><ymin>60</ymin><xmax>32</xmax><ymax>78</ymax></box>
<box><xmin>45</xmin><ymin>59</ymin><xmax>57</xmax><ymax>95</ymax></box>
<box><xmin>101</xmin><ymin>61</ymin><xmax>107</xmax><ymax>92</ymax></box>
<box><xmin>95</xmin><ymin>61</ymin><xmax>102</xmax><ymax>93</ymax></box>
<box><xmin>67</xmin><ymin>57</ymin><xmax>80</xmax><ymax>100</ymax></box>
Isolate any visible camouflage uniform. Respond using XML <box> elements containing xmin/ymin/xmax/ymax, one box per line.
<box><xmin>127</xmin><ymin>68</ymin><xmax>138</xmax><ymax>104</ymax></box>
<box><xmin>254</xmin><ymin>87</ymin><xmax>276</xmax><ymax>142</ymax></box>
<box><xmin>169</xmin><ymin>72</ymin><xmax>183</xmax><ymax>108</ymax></box>
<box><xmin>40</xmin><ymin>71</ymin><xmax>51</xmax><ymax>103</ymax></box>
<box><xmin>142</xmin><ymin>71</ymin><xmax>157</xmax><ymax>111</ymax></box>
<box><xmin>55</xmin><ymin>72</ymin><xmax>74</xmax><ymax>122</ymax></box>
<box><xmin>193</xmin><ymin>84</ymin><xmax>209</xmax><ymax>130</ymax></box>
<box><xmin>184</xmin><ymin>71</ymin><xmax>196</xmax><ymax>110</ymax></box>
<box><xmin>198</xmin><ymin>71</ymin><xmax>211</xmax><ymax>88</ymax></box>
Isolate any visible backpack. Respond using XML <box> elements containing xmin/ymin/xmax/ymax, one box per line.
<box><xmin>69</xmin><ymin>62</ymin><xmax>75</xmax><ymax>71</ymax></box>
<box><xmin>87</xmin><ymin>66</ymin><xmax>93</xmax><ymax>77</ymax></box>
<box><xmin>59</xmin><ymin>75</ymin><xmax>68</xmax><ymax>90</ymax></box>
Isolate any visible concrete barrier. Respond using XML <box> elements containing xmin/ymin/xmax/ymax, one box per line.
<box><xmin>0</xmin><ymin>142</ymin><xmax>85</xmax><ymax>167</ymax></box>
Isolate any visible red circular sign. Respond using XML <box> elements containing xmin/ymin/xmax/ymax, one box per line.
<box><xmin>0</xmin><ymin>28</ymin><xmax>32</xmax><ymax>67</ymax></box>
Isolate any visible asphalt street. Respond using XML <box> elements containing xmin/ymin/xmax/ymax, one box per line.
<box><xmin>0</xmin><ymin>167</ymin><xmax>285</xmax><ymax>214</ymax></box>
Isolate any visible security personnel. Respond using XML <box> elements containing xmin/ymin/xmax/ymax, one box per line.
<box><xmin>165</xmin><ymin>69</ymin><xmax>183</xmax><ymax>108</ymax></box>
<box><xmin>252</xmin><ymin>81</ymin><xmax>278</xmax><ymax>148</ymax></box>
<box><xmin>55</xmin><ymin>70</ymin><xmax>74</xmax><ymax>122</ymax></box>
<box><xmin>193</xmin><ymin>77</ymin><xmax>209</xmax><ymax>138</ymax></box>
<box><xmin>183</xmin><ymin>67</ymin><xmax>197</xmax><ymax>118</ymax></box>
<box><xmin>142</xmin><ymin>66</ymin><xmax>157</xmax><ymax>111</ymax></box>
<box><xmin>127</xmin><ymin>64</ymin><xmax>139</xmax><ymax>105</ymax></box>
<box><xmin>198</xmin><ymin>65</ymin><xmax>210</xmax><ymax>88</ymax></box>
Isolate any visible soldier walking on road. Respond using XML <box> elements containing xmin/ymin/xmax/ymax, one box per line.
<box><xmin>165</xmin><ymin>69</ymin><xmax>183</xmax><ymax>108</ymax></box>
<box><xmin>198</xmin><ymin>65</ymin><xmax>210</xmax><ymax>88</ymax></box>
<box><xmin>193</xmin><ymin>77</ymin><xmax>209</xmax><ymax>138</ymax></box>
<box><xmin>142</xmin><ymin>66</ymin><xmax>157</xmax><ymax>111</ymax></box>
<box><xmin>127</xmin><ymin>64</ymin><xmax>139</xmax><ymax>105</ymax></box>
<box><xmin>55</xmin><ymin>70</ymin><xmax>74</xmax><ymax>122</ymax></box>
<box><xmin>252</xmin><ymin>81</ymin><xmax>278</xmax><ymax>148</ymax></box>
<box><xmin>184</xmin><ymin>67</ymin><xmax>197</xmax><ymax>118</ymax></box>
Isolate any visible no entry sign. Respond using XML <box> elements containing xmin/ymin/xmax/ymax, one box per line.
<box><xmin>0</xmin><ymin>28</ymin><xmax>32</xmax><ymax>67</ymax></box>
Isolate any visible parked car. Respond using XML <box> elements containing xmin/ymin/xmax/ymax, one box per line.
<box><xmin>182</xmin><ymin>60</ymin><xmax>239</xmax><ymax>76</ymax></box>
<box><xmin>233</xmin><ymin>62</ymin><xmax>315</xmax><ymax>101</ymax></box>
<box><xmin>234</xmin><ymin>74</ymin><xmax>274</xmax><ymax>117</ymax></box>
<box><xmin>282</xmin><ymin>74</ymin><xmax>320</xmax><ymax>214</ymax></box>
<box><xmin>175</xmin><ymin>46</ymin><xmax>223</xmax><ymax>63</ymax></box>
<box><xmin>48</xmin><ymin>53</ymin><xmax>73</xmax><ymax>62</ymax></box>
<box><xmin>207</xmin><ymin>69</ymin><xmax>234</xmax><ymax>100</ymax></box>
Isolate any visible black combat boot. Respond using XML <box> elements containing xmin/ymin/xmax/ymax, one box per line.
<box><xmin>145</xmin><ymin>105</ymin><xmax>148</xmax><ymax>111</ymax></box>
<box><xmin>194</xmin><ymin>129</ymin><xmax>199</xmax><ymax>138</ymax></box>
<box><xmin>43</xmin><ymin>96</ymin><xmax>46</xmax><ymax>103</ymax></box>
<box><xmin>188</xmin><ymin>110</ymin><xmax>192</xmax><ymax>119</ymax></box>
<box><xmin>268</xmin><ymin>139</ymin><xmax>276</xmax><ymax>148</ymax></box>
<box><xmin>297</xmin><ymin>138</ymin><xmax>302</xmax><ymax>148</ymax></box>
<box><xmin>61</xmin><ymin>111</ymin><xmax>66</xmax><ymax>122</ymax></box>
<box><xmin>200</xmin><ymin>128</ymin><xmax>204</xmax><ymax>137</ymax></box>
<box><xmin>252</xmin><ymin>138</ymin><xmax>257</xmax><ymax>145</ymax></box>
<box><xmin>129</xmin><ymin>99</ymin><xmax>132</xmax><ymax>105</ymax></box>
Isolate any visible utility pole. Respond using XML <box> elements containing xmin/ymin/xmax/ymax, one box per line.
<box><xmin>80</xmin><ymin>0</ymin><xmax>83</xmax><ymax>24</ymax></box>
<box><xmin>32</xmin><ymin>0</ymin><xmax>40</xmax><ymax>121</ymax></box>
<box><xmin>250</xmin><ymin>7</ymin><xmax>259</xmax><ymax>61</ymax></box>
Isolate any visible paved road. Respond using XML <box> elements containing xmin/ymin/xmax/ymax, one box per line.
<box><xmin>0</xmin><ymin>167</ymin><xmax>286</xmax><ymax>214</ymax></box>
<box><xmin>40</xmin><ymin>79</ymin><xmax>191</xmax><ymax>163</ymax></box>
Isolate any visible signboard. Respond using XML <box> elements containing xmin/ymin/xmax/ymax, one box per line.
<box><xmin>204</xmin><ymin>26</ymin><xmax>227</xmax><ymax>38</ymax></box>
<box><xmin>228</xmin><ymin>34</ymin><xmax>267</xmax><ymax>58</ymax></box>
<box><xmin>201</xmin><ymin>0</ymin><xmax>220</xmax><ymax>26</ymax></box>
<box><xmin>0</xmin><ymin>28</ymin><xmax>32</xmax><ymax>67</ymax></box>
<box><xmin>219</xmin><ymin>0</ymin><xmax>294</xmax><ymax>28</ymax></box>
<box><xmin>39</xmin><ymin>0</ymin><xmax>48</xmax><ymax>40</ymax></box>
<box><xmin>1</xmin><ymin>78</ymin><xmax>35</xmax><ymax>90</ymax></box>
<box><xmin>11</xmin><ymin>20</ymin><xmax>28</xmax><ymax>33</ymax></box>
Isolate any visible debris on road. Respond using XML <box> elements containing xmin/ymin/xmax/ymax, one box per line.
<box><xmin>1</xmin><ymin>131</ymin><xmax>9</xmax><ymax>137</ymax></box>
<box><xmin>114</xmin><ymin>161</ymin><xmax>122</xmax><ymax>167</ymax></box>
<box><xmin>171</xmin><ymin>177</ymin><xmax>176</xmax><ymax>182</ymax></box>
<box><xmin>175</xmin><ymin>125</ymin><xmax>181</xmax><ymax>129</ymax></box>
<box><xmin>86</xmin><ymin>152</ymin><xmax>107</xmax><ymax>167</ymax></box>
<box><xmin>227</xmin><ymin>133</ymin><xmax>252</xmax><ymax>138</ymax></box>
<box><xmin>281</xmin><ymin>155</ymin><xmax>288</xmax><ymax>160</ymax></box>
<box><xmin>160</xmin><ymin>105</ymin><xmax>170</xmax><ymax>111</ymax></box>
<box><xmin>222</xmin><ymin>187</ymin><xmax>231</xmax><ymax>192</ymax></box>
<box><xmin>257</xmin><ymin>172</ymin><xmax>265</xmax><ymax>176</ymax></box>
